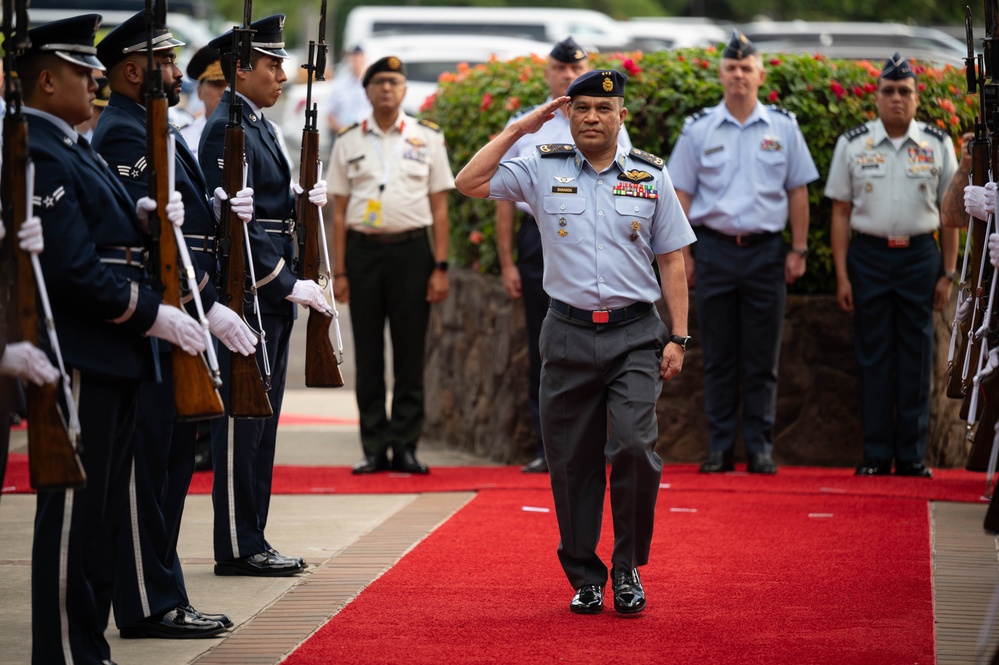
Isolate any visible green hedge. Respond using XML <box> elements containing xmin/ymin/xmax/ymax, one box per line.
<box><xmin>423</xmin><ymin>48</ymin><xmax>977</xmax><ymax>294</ymax></box>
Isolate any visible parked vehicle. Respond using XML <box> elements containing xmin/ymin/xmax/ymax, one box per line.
<box><xmin>620</xmin><ymin>17</ymin><xmax>729</xmax><ymax>51</ymax></box>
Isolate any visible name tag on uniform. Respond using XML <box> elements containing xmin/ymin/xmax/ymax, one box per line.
<box><xmin>363</xmin><ymin>199</ymin><xmax>383</xmax><ymax>228</ymax></box>
<box><xmin>551</xmin><ymin>186</ymin><xmax>577</xmax><ymax>194</ymax></box>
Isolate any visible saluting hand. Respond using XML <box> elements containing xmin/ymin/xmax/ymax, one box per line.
<box><xmin>511</xmin><ymin>96</ymin><xmax>570</xmax><ymax>136</ymax></box>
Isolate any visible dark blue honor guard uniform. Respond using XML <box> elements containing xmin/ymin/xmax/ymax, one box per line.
<box><xmin>90</xmin><ymin>12</ymin><xmax>230</xmax><ymax>639</ymax></box>
<box><xmin>198</xmin><ymin>15</ymin><xmax>304</xmax><ymax>575</ymax></box>
<box><xmin>22</xmin><ymin>15</ymin><xmax>166</xmax><ymax>664</ymax></box>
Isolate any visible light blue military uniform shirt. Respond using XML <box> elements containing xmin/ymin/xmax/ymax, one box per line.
<box><xmin>824</xmin><ymin>118</ymin><xmax>956</xmax><ymax>236</ymax></box>
<box><xmin>489</xmin><ymin>143</ymin><xmax>696</xmax><ymax>311</ymax></box>
<box><xmin>667</xmin><ymin>101</ymin><xmax>818</xmax><ymax>233</ymax></box>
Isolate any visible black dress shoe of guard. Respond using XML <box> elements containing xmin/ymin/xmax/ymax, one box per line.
<box><xmin>214</xmin><ymin>551</ymin><xmax>304</xmax><ymax>577</ymax></box>
<box><xmin>699</xmin><ymin>450</ymin><xmax>734</xmax><ymax>473</ymax></box>
<box><xmin>611</xmin><ymin>565</ymin><xmax>647</xmax><ymax>614</ymax></box>
<box><xmin>268</xmin><ymin>548</ymin><xmax>307</xmax><ymax>569</ymax></box>
<box><xmin>569</xmin><ymin>584</ymin><xmax>603</xmax><ymax>614</ymax></box>
<box><xmin>392</xmin><ymin>450</ymin><xmax>429</xmax><ymax>474</ymax></box>
<box><xmin>185</xmin><ymin>605</ymin><xmax>233</xmax><ymax>629</ymax></box>
<box><xmin>855</xmin><ymin>460</ymin><xmax>892</xmax><ymax>476</ymax></box>
<box><xmin>895</xmin><ymin>461</ymin><xmax>933</xmax><ymax>478</ymax></box>
<box><xmin>747</xmin><ymin>452</ymin><xmax>778</xmax><ymax>475</ymax></box>
<box><xmin>521</xmin><ymin>456</ymin><xmax>549</xmax><ymax>473</ymax></box>
<box><xmin>352</xmin><ymin>452</ymin><xmax>390</xmax><ymax>475</ymax></box>
<box><xmin>119</xmin><ymin>606</ymin><xmax>226</xmax><ymax>639</ymax></box>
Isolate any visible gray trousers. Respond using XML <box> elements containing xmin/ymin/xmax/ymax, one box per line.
<box><xmin>539</xmin><ymin>307</ymin><xmax>666</xmax><ymax>590</ymax></box>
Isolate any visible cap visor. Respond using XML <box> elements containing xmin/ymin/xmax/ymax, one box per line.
<box><xmin>57</xmin><ymin>51</ymin><xmax>106</xmax><ymax>71</ymax></box>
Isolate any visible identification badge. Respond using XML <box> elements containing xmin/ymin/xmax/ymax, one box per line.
<box><xmin>363</xmin><ymin>199</ymin><xmax>383</xmax><ymax>228</ymax></box>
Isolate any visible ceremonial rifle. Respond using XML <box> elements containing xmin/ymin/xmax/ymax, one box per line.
<box><xmin>143</xmin><ymin>0</ymin><xmax>224</xmax><ymax>420</ymax></box>
<box><xmin>296</xmin><ymin>0</ymin><xmax>344</xmax><ymax>388</ymax></box>
<box><xmin>1</xmin><ymin>0</ymin><xmax>85</xmax><ymax>490</ymax></box>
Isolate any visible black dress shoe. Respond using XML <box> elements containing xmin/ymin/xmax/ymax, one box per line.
<box><xmin>747</xmin><ymin>452</ymin><xmax>778</xmax><ymax>475</ymax></box>
<box><xmin>214</xmin><ymin>551</ymin><xmax>305</xmax><ymax>577</ymax></box>
<box><xmin>895</xmin><ymin>461</ymin><xmax>933</xmax><ymax>478</ymax></box>
<box><xmin>392</xmin><ymin>449</ymin><xmax>429</xmax><ymax>474</ymax></box>
<box><xmin>699</xmin><ymin>450</ymin><xmax>734</xmax><ymax>473</ymax></box>
<box><xmin>855</xmin><ymin>460</ymin><xmax>892</xmax><ymax>476</ymax></box>
<box><xmin>268</xmin><ymin>548</ymin><xmax>307</xmax><ymax>569</ymax></box>
<box><xmin>119</xmin><ymin>606</ymin><xmax>226</xmax><ymax>639</ymax></box>
<box><xmin>569</xmin><ymin>584</ymin><xmax>603</xmax><ymax>614</ymax></box>
<box><xmin>521</xmin><ymin>456</ymin><xmax>549</xmax><ymax>473</ymax></box>
<box><xmin>352</xmin><ymin>452</ymin><xmax>390</xmax><ymax>475</ymax></box>
<box><xmin>185</xmin><ymin>605</ymin><xmax>233</xmax><ymax>629</ymax></box>
<box><xmin>611</xmin><ymin>565</ymin><xmax>646</xmax><ymax>614</ymax></box>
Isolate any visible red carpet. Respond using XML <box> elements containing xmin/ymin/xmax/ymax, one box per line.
<box><xmin>283</xmin><ymin>488</ymin><xmax>936</xmax><ymax>665</ymax></box>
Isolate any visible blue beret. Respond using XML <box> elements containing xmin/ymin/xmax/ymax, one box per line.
<box><xmin>24</xmin><ymin>14</ymin><xmax>105</xmax><ymax>71</ymax></box>
<box><xmin>721</xmin><ymin>29</ymin><xmax>757</xmax><ymax>60</ymax></box>
<box><xmin>96</xmin><ymin>10</ymin><xmax>185</xmax><ymax>72</ymax></box>
<box><xmin>363</xmin><ymin>56</ymin><xmax>407</xmax><ymax>87</ymax></box>
<box><xmin>550</xmin><ymin>36</ymin><xmax>587</xmax><ymax>63</ymax></box>
<box><xmin>566</xmin><ymin>69</ymin><xmax>627</xmax><ymax>98</ymax></box>
<box><xmin>210</xmin><ymin>14</ymin><xmax>288</xmax><ymax>60</ymax></box>
<box><xmin>880</xmin><ymin>52</ymin><xmax>915</xmax><ymax>80</ymax></box>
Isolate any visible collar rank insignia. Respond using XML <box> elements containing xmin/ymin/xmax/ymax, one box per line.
<box><xmin>33</xmin><ymin>186</ymin><xmax>65</xmax><ymax>210</ymax></box>
<box><xmin>554</xmin><ymin>176</ymin><xmax>575</xmax><ymax>184</ymax></box>
<box><xmin>619</xmin><ymin>169</ymin><xmax>654</xmax><ymax>182</ymax></box>
<box><xmin>249</xmin><ymin>113</ymin><xmax>257</xmax><ymax>122</ymax></box>
<box><xmin>117</xmin><ymin>157</ymin><xmax>147</xmax><ymax>179</ymax></box>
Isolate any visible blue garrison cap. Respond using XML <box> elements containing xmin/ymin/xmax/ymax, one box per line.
<box><xmin>96</xmin><ymin>10</ymin><xmax>185</xmax><ymax>72</ymax></box>
<box><xmin>880</xmin><ymin>52</ymin><xmax>915</xmax><ymax>80</ymax></box>
<box><xmin>23</xmin><ymin>14</ymin><xmax>105</xmax><ymax>71</ymax></box>
<box><xmin>566</xmin><ymin>69</ymin><xmax>627</xmax><ymax>98</ymax></box>
<box><xmin>209</xmin><ymin>14</ymin><xmax>289</xmax><ymax>60</ymax></box>
<box><xmin>362</xmin><ymin>56</ymin><xmax>407</xmax><ymax>86</ymax></box>
<box><xmin>721</xmin><ymin>28</ymin><xmax>758</xmax><ymax>60</ymax></box>
<box><xmin>550</xmin><ymin>36</ymin><xmax>587</xmax><ymax>63</ymax></box>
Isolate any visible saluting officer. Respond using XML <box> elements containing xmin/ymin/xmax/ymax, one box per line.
<box><xmin>20</xmin><ymin>14</ymin><xmax>206</xmax><ymax>664</ymax></box>
<box><xmin>92</xmin><ymin>12</ymin><xmax>257</xmax><ymax>638</ymax></box>
<box><xmin>456</xmin><ymin>70</ymin><xmax>694</xmax><ymax>615</ymax></box>
<box><xmin>199</xmin><ymin>14</ymin><xmax>330</xmax><ymax>577</ymax></box>
<box><xmin>825</xmin><ymin>53</ymin><xmax>958</xmax><ymax>478</ymax></box>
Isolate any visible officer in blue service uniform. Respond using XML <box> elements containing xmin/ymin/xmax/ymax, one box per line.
<box><xmin>456</xmin><ymin>70</ymin><xmax>695</xmax><ymax>616</ymax></box>
<box><xmin>92</xmin><ymin>12</ymin><xmax>258</xmax><ymax>639</ymax></box>
<box><xmin>667</xmin><ymin>30</ymin><xmax>818</xmax><ymax>476</ymax></box>
<box><xmin>825</xmin><ymin>53</ymin><xmax>958</xmax><ymax>478</ymax></box>
<box><xmin>495</xmin><ymin>36</ymin><xmax>632</xmax><ymax>474</ymax></box>
<box><xmin>20</xmin><ymin>14</ymin><xmax>206</xmax><ymax>664</ymax></box>
<box><xmin>199</xmin><ymin>14</ymin><xmax>331</xmax><ymax>576</ymax></box>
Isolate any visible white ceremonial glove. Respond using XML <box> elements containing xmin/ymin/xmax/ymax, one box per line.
<box><xmin>956</xmin><ymin>290</ymin><xmax>972</xmax><ymax>324</ymax></box>
<box><xmin>292</xmin><ymin>179</ymin><xmax>328</xmax><ymax>208</ymax></box>
<box><xmin>213</xmin><ymin>186</ymin><xmax>254</xmax><ymax>223</ymax></box>
<box><xmin>146</xmin><ymin>304</ymin><xmax>206</xmax><ymax>355</ymax></box>
<box><xmin>0</xmin><ymin>218</ymin><xmax>6</xmax><ymax>242</ymax></box>
<box><xmin>990</xmin><ymin>233</ymin><xmax>999</xmax><ymax>270</ymax></box>
<box><xmin>136</xmin><ymin>192</ymin><xmax>184</xmax><ymax>229</ymax></box>
<box><xmin>17</xmin><ymin>215</ymin><xmax>44</xmax><ymax>254</ymax></box>
<box><xmin>965</xmin><ymin>182</ymin><xmax>997</xmax><ymax>222</ymax></box>
<box><xmin>286</xmin><ymin>279</ymin><xmax>332</xmax><ymax>313</ymax></box>
<box><xmin>0</xmin><ymin>341</ymin><xmax>59</xmax><ymax>386</ymax></box>
<box><xmin>983</xmin><ymin>347</ymin><xmax>999</xmax><ymax>382</ymax></box>
<box><xmin>205</xmin><ymin>302</ymin><xmax>258</xmax><ymax>356</ymax></box>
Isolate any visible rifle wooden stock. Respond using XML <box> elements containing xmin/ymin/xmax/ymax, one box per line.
<box><xmin>297</xmin><ymin>129</ymin><xmax>343</xmax><ymax>388</ymax></box>
<box><xmin>2</xmin><ymin>115</ymin><xmax>85</xmax><ymax>491</ymax></box>
<box><xmin>220</xmin><ymin>123</ymin><xmax>272</xmax><ymax>418</ymax></box>
<box><xmin>147</xmin><ymin>96</ymin><xmax>224</xmax><ymax>421</ymax></box>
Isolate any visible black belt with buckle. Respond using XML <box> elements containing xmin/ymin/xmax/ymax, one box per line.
<box><xmin>348</xmin><ymin>228</ymin><xmax>428</xmax><ymax>245</ymax></box>
<box><xmin>97</xmin><ymin>245</ymin><xmax>146</xmax><ymax>269</ymax></box>
<box><xmin>700</xmin><ymin>227</ymin><xmax>780</xmax><ymax>247</ymax></box>
<box><xmin>258</xmin><ymin>218</ymin><xmax>296</xmax><ymax>236</ymax></box>
<box><xmin>183</xmin><ymin>234</ymin><xmax>216</xmax><ymax>254</ymax></box>
<box><xmin>549</xmin><ymin>298</ymin><xmax>652</xmax><ymax>325</ymax></box>
<box><xmin>853</xmin><ymin>230</ymin><xmax>933</xmax><ymax>249</ymax></box>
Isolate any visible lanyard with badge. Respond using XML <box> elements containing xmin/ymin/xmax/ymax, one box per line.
<box><xmin>363</xmin><ymin>120</ymin><xmax>407</xmax><ymax>228</ymax></box>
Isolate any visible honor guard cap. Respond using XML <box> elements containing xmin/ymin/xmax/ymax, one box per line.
<box><xmin>566</xmin><ymin>69</ymin><xmax>627</xmax><ymax>98</ymax></box>
<box><xmin>550</xmin><ymin>36</ymin><xmax>587</xmax><ymax>63</ymax></box>
<box><xmin>209</xmin><ymin>14</ymin><xmax>289</xmax><ymax>60</ymax></box>
<box><xmin>363</xmin><ymin>55</ymin><xmax>406</xmax><ymax>86</ymax></box>
<box><xmin>96</xmin><ymin>10</ymin><xmax>185</xmax><ymax>72</ymax></box>
<box><xmin>721</xmin><ymin>28</ymin><xmax>758</xmax><ymax>60</ymax></box>
<box><xmin>22</xmin><ymin>14</ymin><xmax>105</xmax><ymax>71</ymax></box>
<box><xmin>187</xmin><ymin>45</ymin><xmax>224</xmax><ymax>83</ymax></box>
<box><xmin>880</xmin><ymin>52</ymin><xmax>915</xmax><ymax>80</ymax></box>
<box><xmin>93</xmin><ymin>76</ymin><xmax>111</xmax><ymax>107</ymax></box>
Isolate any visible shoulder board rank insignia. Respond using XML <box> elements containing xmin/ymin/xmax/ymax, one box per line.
<box><xmin>117</xmin><ymin>156</ymin><xmax>147</xmax><ymax>179</ymax></box>
<box><xmin>537</xmin><ymin>143</ymin><xmax>576</xmax><ymax>157</ymax></box>
<box><xmin>682</xmin><ymin>109</ymin><xmax>709</xmax><ymax>129</ymax></box>
<box><xmin>338</xmin><ymin>122</ymin><xmax>359</xmax><ymax>136</ymax></box>
<box><xmin>766</xmin><ymin>104</ymin><xmax>796</xmax><ymax>121</ymax></box>
<box><xmin>629</xmin><ymin>148</ymin><xmax>665</xmax><ymax>170</ymax></box>
<box><xmin>921</xmin><ymin>122</ymin><xmax>947</xmax><ymax>141</ymax></box>
<box><xmin>619</xmin><ymin>169</ymin><xmax>654</xmax><ymax>182</ymax></box>
<box><xmin>844</xmin><ymin>124</ymin><xmax>870</xmax><ymax>142</ymax></box>
<box><xmin>418</xmin><ymin>118</ymin><xmax>442</xmax><ymax>132</ymax></box>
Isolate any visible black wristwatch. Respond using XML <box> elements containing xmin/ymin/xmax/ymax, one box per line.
<box><xmin>434</xmin><ymin>260</ymin><xmax>449</xmax><ymax>272</ymax></box>
<box><xmin>668</xmin><ymin>334</ymin><xmax>691</xmax><ymax>351</ymax></box>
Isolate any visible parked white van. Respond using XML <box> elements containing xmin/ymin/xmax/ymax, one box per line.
<box><xmin>342</xmin><ymin>5</ymin><xmax>631</xmax><ymax>52</ymax></box>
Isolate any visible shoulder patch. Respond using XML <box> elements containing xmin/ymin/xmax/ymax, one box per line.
<box><xmin>338</xmin><ymin>122</ymin><xmax>359</xmax><ymax>137</ymax></box>
<box><xmin>629</xmin><ymin>147</ymin><xmax>665</xmax><ymax>170</ymax></box>
<box><xmin>537</xmin><ymin>143</ymin><xmax>576</xmax><ymax>157</ymax></box>
<box><xmin>844</xmin><ymin>124</ymin><xmax>870</xmax><ymax>142</ymax></box>
<box><xmin>921</xmin><ymin>122</ymin><xmax>947</xmax><ymax>142</ymax></box>
<box><xmin>418</xmin><ymin>118</ymin><xmax>442</xmax><ymax>132</ymax></box>
<box><xmin>766</xmin><ymin>104</ymin><xmax>796</xmax><ymax>122</ymax></box>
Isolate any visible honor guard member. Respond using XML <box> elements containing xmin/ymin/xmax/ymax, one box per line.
<box><xmin>496</xmin><ymin>36</ymin><xmax>632</xmax><ymax>474</ymax></box>
<box><xmin>19</xmin><ymin>14</ymin><xmax>206</xmax><ymax>664</ymax></box>
<box><xmin>330</xmin><ymin>55</ymin><xmax>453</xmax><ymax>475</ymax></box>
<box><xmin>825</xmin><ymin>52</ymin><xmax>958</xmax><ymax>478</ymax></box>
<box><xmin>181</xmin><ymin>45</ymin><xmax>226</xmax><ymax>159</ymax></box>
<box><xmin>667</xmin><ymin>29</ymin><xmax>818</xmax><ymax>476</ymax></box>
<box><xmin>199</xmin><ymin>14</ymin><xmax>331</xmax><ymax>577</ymax></box>
<box><xmin>92</xmin><ymin>12</ymin><xmax>258</xmax><ymax>638</ymax></box>
<box><xmin>455</xmin><ymin>70</ymin><xmax>694</xmax><ymax>615</ymax></box>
